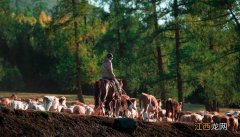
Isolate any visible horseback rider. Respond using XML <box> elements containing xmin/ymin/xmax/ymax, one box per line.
<box><xmin>101</xmin><ymin>53</ymin><xmax>122</xmax><ymax>99</ymax></box>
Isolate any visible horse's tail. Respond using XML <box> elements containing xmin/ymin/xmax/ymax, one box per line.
<box><xmin>94</xmin><ymin>80</ymin><xmax>100</xmax><ymax>108</ymax></box>
<box><xmin>139</xmin><ymin>95</ymin><xmax>142</xmax><ymax>113</ymax></box>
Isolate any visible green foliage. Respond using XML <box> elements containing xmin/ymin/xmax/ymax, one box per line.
<box><xmin>0</xmin><ymin>59</ymin><xmax>24</xmax><ymax>90</ymax></box>
<box><xmin>0</xmin><ymin>0</ymin><xmax>240</xmax><ymax>107</ymax></box>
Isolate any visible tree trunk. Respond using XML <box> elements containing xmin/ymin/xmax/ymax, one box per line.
<box><xmin>72</xmin><ymin>0</ymin><xmax>84</xmax><ymax>103</ymax></box>
<box><xmin>152</xmin><ymin>0</ymin><xmax>166</xmax><ymax>102</ymax></box>
<box><xmin>205</xmin><ymin>99</ymin><xmax>219</xmax><ymax>112</ymax></box>
<box><xmin>208</xmin><ymin>36</ymin><xmax>214</xmax><ymax>50</ymax></box>
<box><xmin>117</xmin><ymin>28</ymin><xmax>124</xmax><ymax>57</ymax></box>
<box><xmin>227</xmin><ymin>3</ymin><xmax>240</xmax><ymax>88</ymax></box>
<box><xmin>113</xmin><ymin>0</ymin><xmax>124</xmax><ymax>57</ymax></box>
<box><xmin>237</xmin><ymin>54</ymin><xmax>240</xmax><ymax>84</ymax></box>
<box><xmin>84</xmin><ymin>15</ymin><xmax>89</xmax><ymax>44</ymax></box>
<box><xmin>156</xmin><ymin>46</ymin><xmax>166</xmax><ymax>100</ymax></box>
<box><xmin>173</xmin><ymin>0</ymin><xmax>183</xmax><ymax>105</ymax></box>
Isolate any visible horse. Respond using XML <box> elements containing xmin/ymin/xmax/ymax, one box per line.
<box><xmin>94</xmin><ymin>79</ymin><xmax>123</xmax><ymax>117</ymax></box>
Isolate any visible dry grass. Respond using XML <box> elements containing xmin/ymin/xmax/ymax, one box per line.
<box><xmin>0</xmin><ymin>91</ymin><xmax>94</xmax><ymax>105</ymax></box>
<box><xmin>183</xmin><ymin>103</ymin><xmax>240</xmax><ymax>114</ymax></box>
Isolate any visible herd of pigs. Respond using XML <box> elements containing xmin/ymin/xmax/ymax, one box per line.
<box><xmin>0</xmin><ymin>93</ymin><xmax>239</xmax><ymax>132</ymax></box>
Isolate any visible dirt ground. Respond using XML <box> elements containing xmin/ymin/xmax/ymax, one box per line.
<box><xmin>0</xmin><ymin>107</ymin><xmax>239</xmax><ymax>137</ymax></box>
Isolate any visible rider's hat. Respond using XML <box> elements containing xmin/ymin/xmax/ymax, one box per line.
<box><xmin>107</xmin><ymin>53</ymin><xmax>113</xmax><ymax>59</ymax></box>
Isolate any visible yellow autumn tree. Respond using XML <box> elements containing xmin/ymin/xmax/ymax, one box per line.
<box><xmin>39</xmin><ymin>11</ymin><xmax>51</xmax><ymax>27</ymax></box>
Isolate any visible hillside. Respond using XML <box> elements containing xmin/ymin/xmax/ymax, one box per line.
<box><xmin>0</xmin><ymin>107</ymin><xmax>239</xmax><ymax>137</ymax></box>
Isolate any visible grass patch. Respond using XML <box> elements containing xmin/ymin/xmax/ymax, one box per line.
<box><xmin>183</xmin><ymin>103</ymin><xmax>205</xmax><ymax>112</ymax></box>
<box><xmin>183</xmin><ymin>103</ymin><xmax>239</xmax><ymax>114</ymax></box>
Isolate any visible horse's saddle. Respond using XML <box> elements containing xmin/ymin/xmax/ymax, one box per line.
<box><xmin>100</xmin><ymin>78</ymin><xmax>118</xmax><ymax>91</ymax></box>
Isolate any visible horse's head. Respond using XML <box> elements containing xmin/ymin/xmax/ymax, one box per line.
<box><xmin>157</xmin><ymin>99</ymin><xmax>162</xmax><ymax>110</ymax></box>
<box><xmin>10</xmin><ymin>94</ymin><xmax>18</xmax><ymax>100</ymax></box>
<box><xmin>117</xmin><ymin>79</ymin><xmax>124</xmax><ymax>88</ymax></box>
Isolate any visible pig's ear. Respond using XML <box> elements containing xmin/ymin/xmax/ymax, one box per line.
<box><xmin>130</xmin><ymin>98</ymin><xmax>136</xmax><ymax>102</ymax></box>
<box><xmin>179</xmin><ymin>102</ymin><xmax>183</xmax><ymax>106</ymax></box>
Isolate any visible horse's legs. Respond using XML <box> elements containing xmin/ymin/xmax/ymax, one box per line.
<box><xmin>110</xmin><ymin>100</ymin><xmax>115</xmax><ymax>117</ymax></box>
<box><xmin>172</xmin><ymin>109</ymin><xmax>175</xmax><ymax>122</ymax></box>
<box><xmin>101</xmin><ymin>83</ymin><xmax>110</xmax><ymax>116</ymax></box>
<box><xmin>142</xmin><ymin>104</ymin><xmax>149</xmax><ymax>121</ymax></box>
<box><xmin>112</xmin><ymin>100</ymin><xmax>117</xmax><ymax>118</ymax></box>
<box><xmin>105</xmin><ymin>100</ymin><xmax>112</xmax><ymax>117</ymax></box>
<box><xmin>115</xmin><ymin>99</ymin><xmax>121</xmax><ymax>118</ymax></box>
<box><xmin>112</xmin><ymin>100</ymin><xmax>115</xmax><ymax>117</ymax></box>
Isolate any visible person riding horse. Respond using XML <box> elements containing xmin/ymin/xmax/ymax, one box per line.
<box><xmin>93</xmin><ymin>53</ymin><xmax>136</xmax><ymax>116</ymax></box>
<box><xmin>101</xmin><ymin>53</ymin><xmax>122</xmax><ymax>99</ymax></box>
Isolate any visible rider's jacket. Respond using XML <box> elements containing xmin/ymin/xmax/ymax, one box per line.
<box><xmin>101</xmin><ymin>57</ymin><xmax>115</xmax><ymax>79</ymax></box>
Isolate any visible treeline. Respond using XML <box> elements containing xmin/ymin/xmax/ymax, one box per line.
<box><xmin>0</xmin><ymin>0</ymin><xmax>240</xmax><ymax>110</ymax></box>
